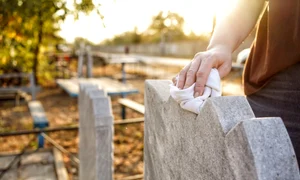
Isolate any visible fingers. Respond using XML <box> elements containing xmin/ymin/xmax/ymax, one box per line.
<box><xmin>177</xmin><ymin>53</ymin><xmax>212</xmax><ymax>95</ymax></box>
<box><xmin>217</xmin><ymin>61</ymin><xmax>232</xmax><ymax>78</ymax></box>
<box><xmin>184</xmin><ymin>57</ymin><xmax>202</xmax><ymax>89</ymax></box>
<box><xmin>177</xmin><ymin>63</ymin><xmax>191</xmax><ymax>89</ymax></box>
<box><xmin>172</xmin><ymin>76</ymin><xmax>177</xmax><ymax>85</ymax></box>
<box><xmin>174</xmin><ymin>46</ymin><xmax>232</xmax><ymax>97</ymax></box>
<box><xmin>176</xmin><ymin>50</ymin><xmax>229</xmax><ymax>97</ymax></box>
<box><xmin>194</xmin><ymin>56</ymin><xmax>214</xmax><ymax>97</ymax></box>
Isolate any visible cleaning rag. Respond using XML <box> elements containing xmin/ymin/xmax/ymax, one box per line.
<box><xmin>170</xmin><ymin>68</ymin><xmax>222</xmax><ymax>114</ymax></box>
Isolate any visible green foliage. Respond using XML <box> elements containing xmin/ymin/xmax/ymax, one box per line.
<box><xmin>73</xmin><ymin>0</ymin><xmax>103</xmax><ymax>20</ymax></box>
<box><xmin>146</xmin><ymin>11</ymin><xmax>185</xmax><ymax>42</ymax></box>
<box><xmin>74</xmin><ymin>0</ymin><xmax>95</xmax><ymax>12</ymax></box>
<box><xmin>0</xmin><ymin>0</ymin><xmax>100</xmax><ymax>84</ymax></box>
<box><xmin>0</xmin><ymin>0</ymin><xmax>66</xmax><ymax>70</ymax></box>
<box><xmin>103</xmin><ymin>11</ymin><xmax>209</xmax><ymax>45</ymax></box>
<box><xmin>103</xmin><ymin>27</ymin><xmax>141</xmax><ymax>45</ymax></box>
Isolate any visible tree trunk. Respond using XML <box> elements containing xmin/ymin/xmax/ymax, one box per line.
<box><xmin>32</xmin><ymin>9</ymin><xmax>43</xmax><ymax>85</ymax></box>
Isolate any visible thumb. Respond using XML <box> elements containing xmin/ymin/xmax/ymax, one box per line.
<box><xmin>217</xmin><ymin>63</ymin><xmax>232</xmax><ymax>78</ymax></box>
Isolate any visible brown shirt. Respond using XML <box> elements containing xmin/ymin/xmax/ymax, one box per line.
<box><xmin>243</xmin><ymin>0</ymin><xmax>300</xmax><ymax>95</ymax></box>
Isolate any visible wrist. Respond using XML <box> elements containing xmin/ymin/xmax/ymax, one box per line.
<box><xmin>206</xmin><ymin>44</ymin><xmax>232</xmax><ymax>54</ymax></box>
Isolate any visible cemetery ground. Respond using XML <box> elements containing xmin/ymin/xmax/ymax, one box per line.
<box><xmin>0</xmin><ymin>61</ymin><xmax>243</xmax><ymax>179</ymax></box>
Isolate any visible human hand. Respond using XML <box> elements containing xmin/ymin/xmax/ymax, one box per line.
<box><xmin>173</xmin><ymin>45</ymin><xmax>232</xmax><ymax>97</ymax></box>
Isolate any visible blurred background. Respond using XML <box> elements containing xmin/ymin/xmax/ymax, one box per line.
<box><xmin>0</xmin><ymin>0</ymin><xmax>254</xmax><ymax>179</ymax></box>
<box><xmin>0</xmin><ymin>0</ymin><xmax>254</xmax><ymax>85</ymax></box>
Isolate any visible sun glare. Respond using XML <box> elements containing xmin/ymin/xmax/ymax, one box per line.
<box><xmin>59</xmin><ymin>0</ymin><xmax>238</xmax><ymax>44</ymax></box>
<box><xmin>183</xmin><ymin>0</ymin><xmax>238</xmax><ymax>34</ymax></box>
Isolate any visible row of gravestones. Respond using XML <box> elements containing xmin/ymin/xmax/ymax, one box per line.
<box><xmin>78</xmin><ymin>80</ymin><xmax>300</xmax><ymax>180</ymax></box>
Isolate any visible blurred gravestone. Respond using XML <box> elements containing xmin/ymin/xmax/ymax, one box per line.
<box><xmin>79</xmin><ymin>83</ymin><xmax>113</xmax><ymax>180</ymax></box>
<box><xmin>77</xmin><ymin>43</ymin><xmax>85</xmax><ymax>78</ymax></box>
<box><xmin>77</xmin><ymin>44</ymin><xmax>94</xmax><ymax>78</ymax></box>
<box><xmin>86</xmin><ymin>46</ymin><xmax>93</xmax><ymax>78</ymax></box>
<box><xmin>144</xmin><ymin>80</ymin><xmax>300</xmax><ymax>180</ymax></box>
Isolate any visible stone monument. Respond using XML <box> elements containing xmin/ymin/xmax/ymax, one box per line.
<box><xmin>79</xmin><ymin>83</ymin><xmax>114</xmax><ymax>180</ymax></box>
<box><xmin>144</xmin><ymin>80</ymin><xmax>300</xmax><ymax>180</ymax></box>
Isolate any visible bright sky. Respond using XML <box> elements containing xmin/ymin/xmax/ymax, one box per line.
<box><xmin>59</xmin><ymin>0</ymin><xmax>238</xmax><ymax>44</ymax></box>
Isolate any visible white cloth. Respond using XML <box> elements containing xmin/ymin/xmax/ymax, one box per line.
<box><xmin>170</xmin><ymin>68</ymin><xmax>222</xmax><ymax>114</ymax></box>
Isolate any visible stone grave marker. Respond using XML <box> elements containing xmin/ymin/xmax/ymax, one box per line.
<box><xmin>144</xmin><ymin>80</ymin><xmax>300</xmax><ymax>180</ymax></box>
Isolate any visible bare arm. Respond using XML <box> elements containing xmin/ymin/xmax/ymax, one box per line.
<box><xmin>208</xmin><ymin>0</ymin><xmax>266</xmax><ymax>52</ymax></box>
<box><xmin>176</xmin><ymin>0</ymin><xmax>266</xmax><ymax>97</ymax></box>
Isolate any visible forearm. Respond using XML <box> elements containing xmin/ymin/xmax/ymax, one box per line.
<box><xmin>207</xmin><ymin>0</ymin><xmax>266</xmax><ymax>52</ymax></box>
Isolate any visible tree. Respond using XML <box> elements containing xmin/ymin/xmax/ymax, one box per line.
<box><xmin>103</xmin><ymin>27</ymin><xmax>141</xmax><ymax>45</ymax></box>
<box><xmin>101</xmin><ymin>11</ymin><xmax>211</xmax><ymax>46</ymax></box>
<box><xmin>0</xmin><ymin>0</ymin><xmax>101</xmax><ymax>84</ymax></box>
<box><xmin>144</xmin><ymin>11</ymin><xmax>186</xmax><ymax>43</ymax></box>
